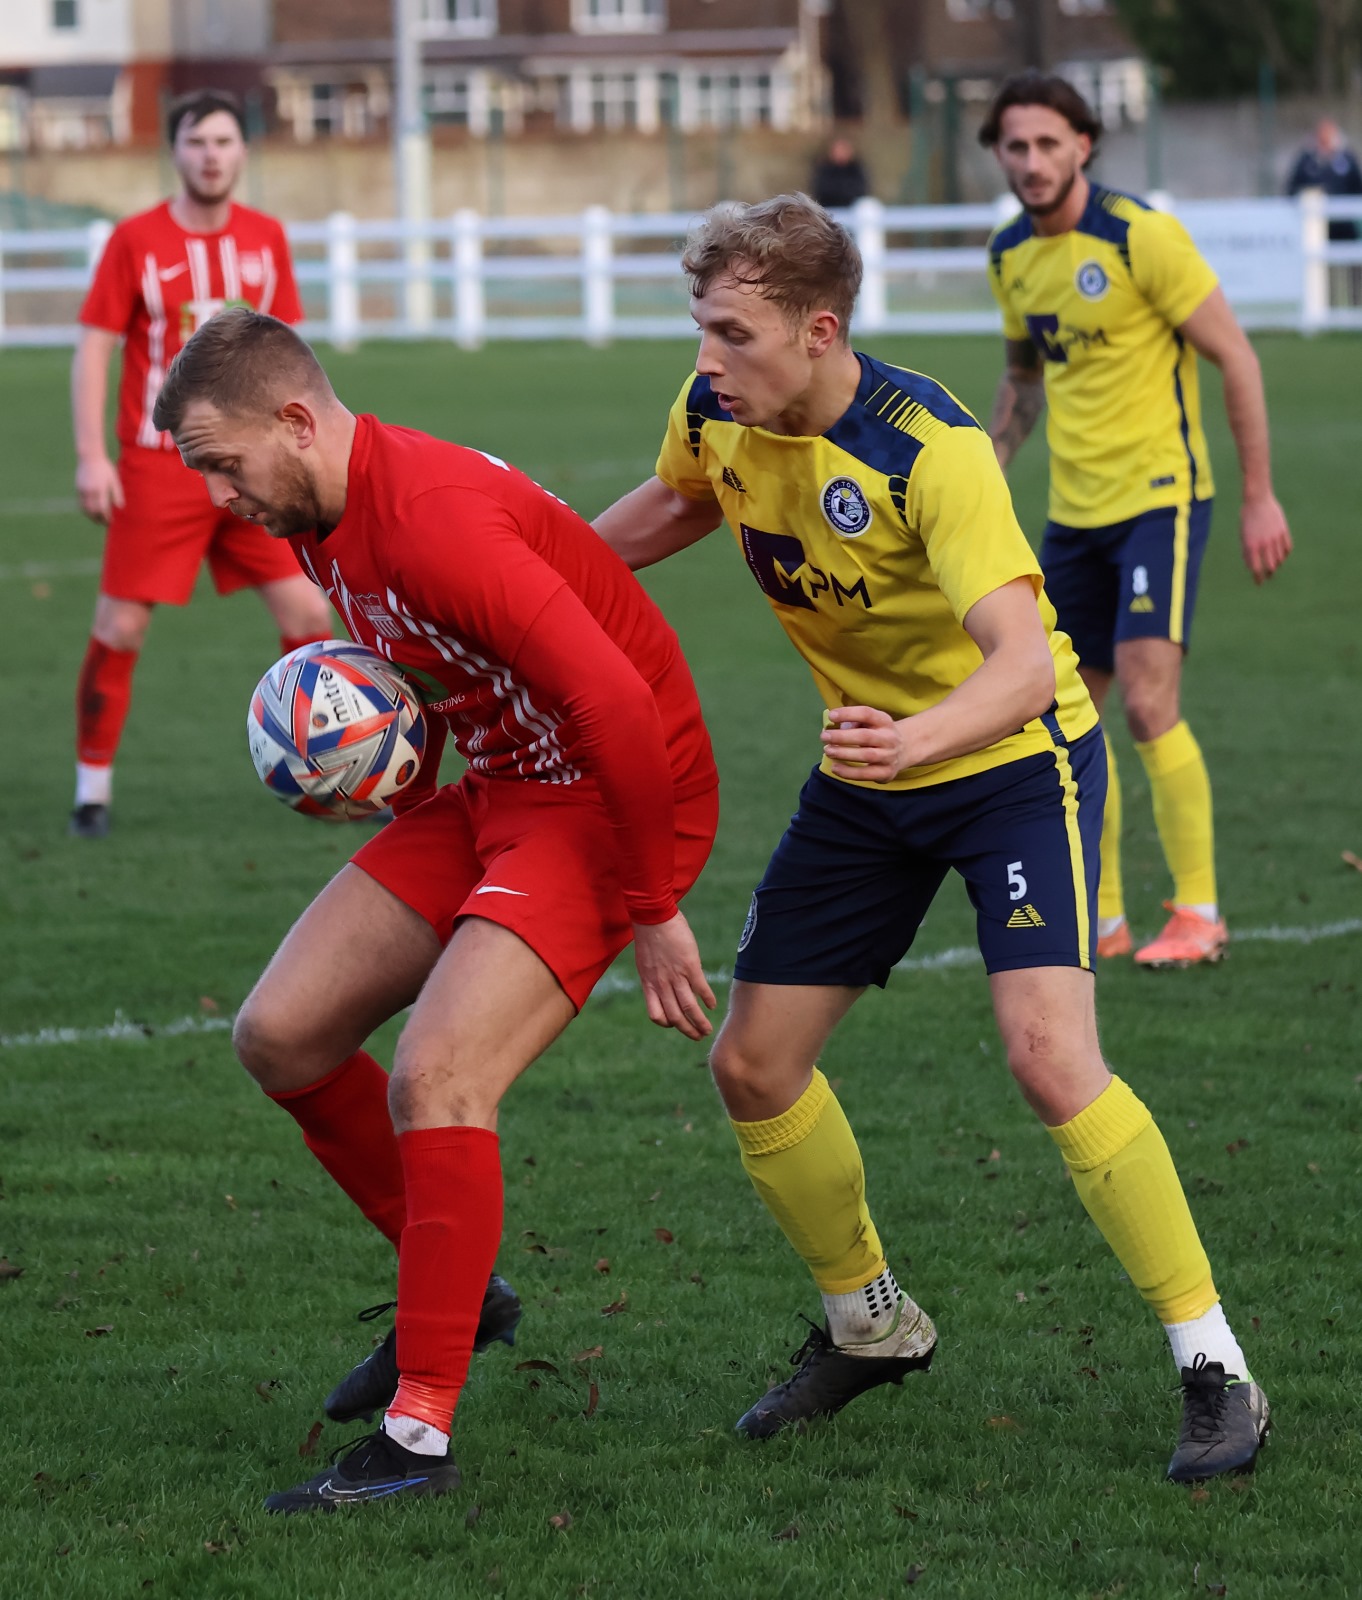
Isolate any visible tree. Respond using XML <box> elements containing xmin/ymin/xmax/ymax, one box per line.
<box><xmin>1112</xmin><ymin>0</ymin><xmax>1358</xmax><ymax>97</ymax></box>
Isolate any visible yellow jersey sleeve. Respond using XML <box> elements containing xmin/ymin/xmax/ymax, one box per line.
<box><xmin>655</xmin><ymin>374</ymin><xmax>721</xmax><ymax>500</ymax></box>
<box><xmin>986</xmin><ymin>242</ymin><xmax>1029</xmax><ymax>341</ymax></box>
<box><xmin>903</xmin><ymin>425</ymin><xmax>1042</xmax><ymax>623</ymax></box>
<box><xmin>1128</xmin><ymin>209</ymin><xmax>1219</xmax><ymax>330</ymax></box>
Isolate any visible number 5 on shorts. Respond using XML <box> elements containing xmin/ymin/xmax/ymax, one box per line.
<box><xmin>1007</xmin><ymin>860</ymin><xmax>1027</xmax><ymax>902</ymax></box>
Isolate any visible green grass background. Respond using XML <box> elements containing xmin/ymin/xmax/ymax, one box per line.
<box><xmin>1</xmin><ymin>334</ymin><xmax>1359</xmax><ymax>1598</ymax></box>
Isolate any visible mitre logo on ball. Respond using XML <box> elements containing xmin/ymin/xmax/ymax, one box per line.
<box><xmin>247</xmin><ymin>639</ymin><xmax>427</xmax><ymax>821</ymax></box>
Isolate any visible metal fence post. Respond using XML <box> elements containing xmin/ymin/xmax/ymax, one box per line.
<box><xmin>582</xmin><ymin>204</ymin><xmax>613</xmax><ymax>345</ymax></box>
<box><xmin>326</xmin><ymin>211</ymin><xmax>360</xmax><ymax>350</ymax></box>
<box><xmin>854</xmin><ymin>197</ymin><xmax>887</xmax><ymax>333</ymax></box>
<box><xmin>1299</xmin><ymin>188</ymin><xmax>1328</xmax><ymax>334</ymax></box>
<box><xmin>452</xmin><ymin>208</ymin><xmax>485</xmax><ymax>349</ymax></box>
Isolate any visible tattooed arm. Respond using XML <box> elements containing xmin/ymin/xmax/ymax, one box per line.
<box><xmin>989</xmin><ymin>337</ymin><xmax>1046</xmax><ymax>472</ymax></box>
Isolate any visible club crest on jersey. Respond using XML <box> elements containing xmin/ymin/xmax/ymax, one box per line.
<box><xmin>1075</xmin><ymin>260</ymin><xmax>1109</xmax><ymax>300</ymax></box>
<box><xmin>239</xmin><ymin>252</ymin><xmax>265</xmax><ymax>288</ymax></box>
<box><xmin>821</xmin><ymin>477</ymin><xmax>872</xmax><ymax>538</ymax></box>
<box><xmin>356</xmin><ymin>593</ymin><xmax>405</xmax><ymax>641</ymax></box>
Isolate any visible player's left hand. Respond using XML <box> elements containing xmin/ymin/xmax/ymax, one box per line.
<box><xmin>1240</xmin><ymin>493</ymin><xmax>1292</xmax><ymax>585</ymax></box>
<box><xmin>632</xmin><ymin>911</ymin><xmax>716</xmax><ymax>1041</ymax></box>
<box><xmin>821</xmin><ymin>706</ymin><xmax>912</xmax><ymax>783</ymax></box>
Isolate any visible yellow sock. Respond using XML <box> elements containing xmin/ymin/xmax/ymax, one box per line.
<box><xmin>1134</xmin><ymin>720</ymin><xmax>1216</xmax><ymax>908</ymax></box>
<box><xmin>1098</xmin><ymin>731</ymin><xmax>1124</xmax><ymax>923</ymax></box>
<box><xmin>1047</xmin><ymin>1077</ymin><xmax>1218</xmax><ymax>1325</ymax></box>
<box><xmin>730</xmin><ymin>1069</ymin><xmax>885</xmax><ymax>1295</ymax></box>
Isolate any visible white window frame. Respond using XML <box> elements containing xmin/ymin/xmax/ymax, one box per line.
<box><xmin>675</xmin><ymin>64</ymin><xmax>788</xmax><ymax>132</ymax></box>
<box><xmin>570</xmin><ymin>0</ymin><xmax>665</xmax><ymax>37</ymax></box>
<box><xmin>419</xmin><ymin>0</ymin><xmax>498</xmax><ymax>38</ymax></box>
<box><xmin>52</xmin><ymin>0</ymin><xmax>80</xmax><ymax>29</ymax></box>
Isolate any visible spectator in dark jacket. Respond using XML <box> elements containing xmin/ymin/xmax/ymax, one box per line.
<box><xmin>811</xmin><ymin>137</ymin><xmax>870</xmax><ymax>211</ymax></box>
<box><xmin>1286</xmin><ymin>118</ymin><xmax>1362</xmax><ymax>241</ymax></box>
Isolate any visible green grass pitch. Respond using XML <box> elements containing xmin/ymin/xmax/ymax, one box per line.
<box><xmin>1</xmin><ymin>334</ymin><xmax>1359</xmax><ymax>1598</ymax></box>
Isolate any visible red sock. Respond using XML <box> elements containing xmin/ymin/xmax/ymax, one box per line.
<box><xmin>279</xmin><ymin>631</ymin><xmax>331</xmax><ymax>656</ymax></box>
<box><xmin>75</xmin><ymin>638</ymin><xmax>138</xmax><ymax>765</ymax></box>
<box><xmin>267</xmin><ymin>1052</ymin><xmax>406</xmax><ymax>1248</ymax></box>
<box><xmin>388</xmin><ymin>1127</ymin><xmax>503</xmax><ymax>1434</ymax></box>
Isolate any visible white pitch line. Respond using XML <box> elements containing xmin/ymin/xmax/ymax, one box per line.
<box><xmin>0</xmin><ymin>557</ymin><xmax>101</xmax><ymax>582</ymax></box>
<box><xmin>3</xmin><ymin>917</ymin><xmax>1358</xmax><ymax>1052</ymax></box>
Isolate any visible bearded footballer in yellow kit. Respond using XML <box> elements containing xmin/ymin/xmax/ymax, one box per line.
<box><xmin>595</xmin><ymin>193</ymin><xmax>1268</xmax><ymax>1483</ymax></box>
<box><xmin>981</xmin><ymin>73</ymin><xmax>1293</xmax><ymax>967</ymax></box>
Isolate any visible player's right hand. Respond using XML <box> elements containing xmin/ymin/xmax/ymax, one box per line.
<box><xmin>76</xmin><ymin>457</ymin><xmax>124</xmax><ymax>524</ymax></box>
<box><xmin>632</xmin><ymin>911</ymin><xmax>716</xmax><ymax>1042</ymax></box>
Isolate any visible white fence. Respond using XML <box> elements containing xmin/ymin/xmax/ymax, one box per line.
<box><xmin>0</xmin><ymin>194</ymin><xmax>1359</xmax><ymax>349</ymax></box>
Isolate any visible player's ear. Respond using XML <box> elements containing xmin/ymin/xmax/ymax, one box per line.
<box><xmin>807</xmin><ymin>309</ymin><xmax>841</xmax><ymax>358</ymax></box>
<box><xmin>278</xmin><ymin>400</ymin><xmax>318</xmax><ymax>448</ymax></box>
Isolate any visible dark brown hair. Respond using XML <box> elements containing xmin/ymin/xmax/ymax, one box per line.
<box><xmin>167</xmin><ymin>89</ymin><xmax>247</xmax><ymax>146</ymax></box>
<box><xmin>153</xmin><ymin>308</ymin><xmax>332</xmax><ymax>436</ymax></box>
<box><xmin>682</xmin><ymin>194</ymin><xmax>862</xmax><ymax>338</ymax></box>
<box><xmin>977</xmin><ymin>71</ymin><xmax>1102</xmax><ymax>156</ymax></box>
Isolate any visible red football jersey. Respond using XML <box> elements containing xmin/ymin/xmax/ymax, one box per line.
<box><xmin>79</xmin><ymin>201</ymin><xmax>302</xmax><ymax>452</ymax></box>
<box><xmin>291</xmin><ymin>417</ymin><xmax>717</xmax><ymax>924</ymax></box>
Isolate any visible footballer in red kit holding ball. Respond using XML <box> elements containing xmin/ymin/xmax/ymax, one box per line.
<box><xmin>153</xmin><ymin>306</ymin><xmax>719</xmax><ymax>1515</ymax></box>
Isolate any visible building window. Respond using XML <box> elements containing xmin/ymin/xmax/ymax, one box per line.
<box><xmin>679</xmin><ymin>68</ymin><xmax>780</xmax><ymax>131</ymax></box>
<box><xmin>945</xmin><ymin>0</ymin><xmax>1014</xmax><ymax>18</ymax></box>
<box><xmin>419</xmin><ymin>0</ymin><xmax>497</xmax><ymax>37</ymax></box>
<box><xmin>52</xmin><ymin>0</ymin><xmax>79</xmax><ymax>28</ymax></box>
<box><xmin>571</xmin><ymin>0</ymin><xmax>665</xmax><ymax>36</ymax></box>
<box><xmin>1057</xmin><ymin>0</ymin><xmax>1110</xmax><ymax>12</ymax></box>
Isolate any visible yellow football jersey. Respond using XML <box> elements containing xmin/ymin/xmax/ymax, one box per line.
<box><xmin>654</xmin><ymin>353</ymin><xmax>1097</xmax><ymax>790</ymax></box>
<box><xmin>987</xmin><ymin>184</ymin><xmax>1218</xmax><ymax>527</ymax></box>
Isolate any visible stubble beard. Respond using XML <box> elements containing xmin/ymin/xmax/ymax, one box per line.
<box><xmin>1015</xmin><ymin>163</ymin><xmax>1080</xmax><ymax>219</ymax></box>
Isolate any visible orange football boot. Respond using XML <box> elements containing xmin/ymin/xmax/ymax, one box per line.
<box><xmin>1134</xmin><ymin>903</ymin><xmax>1228</xmax><ymax>969</ymax></box>
<box><xmin>1096</xmin><ymin>919</ymin><xmax>1133</xmax><ymax>959</ymax></box>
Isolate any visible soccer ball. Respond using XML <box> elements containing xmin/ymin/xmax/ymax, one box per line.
<box><xmin>247</xmin><ymin>640</ymin><xmax>427</xmax><ymax>821</ymax></box>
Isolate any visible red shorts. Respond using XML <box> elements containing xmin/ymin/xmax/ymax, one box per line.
<box><xmin>101</xmin><ymin>446</ymin><xmax>304</xmax><ymax>606</ymax></box>
<box><xmin>350</xmin><ymin>773</ymin><xmax>719</xmax><ymax>1010</ymax></box>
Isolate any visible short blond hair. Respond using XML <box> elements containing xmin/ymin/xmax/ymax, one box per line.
<box><xmin>681</xmin><ymin>193</ymin><xmax>862</xmax><ymax>338</ymax></box>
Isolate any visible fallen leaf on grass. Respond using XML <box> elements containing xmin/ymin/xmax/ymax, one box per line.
<box><xmin>600</xmin><ymin>1293</ymin><xmax>628</xmax><ymax>1317</ymax></box>
<box><xmin>199</xmin><ymin>996</ymin><xmax>219</xmax><ymax>1013</ymax></box>
<box><xmin>84</xmin><ymin>1324</ymin><xmax>114</xmax><ymax>1337</ymax></box>
<box><xmin>1342</xmin><ymin>849</ymin><xmax>1362</xmax><ymax>873</ymax></box>
<box><xmin>31</xmin><ymin>580</ymin><xmax>51</xmax><ymax>599</ymax></box>
<box><xmin>0</xmin><ymin>1258</ymin><xmax>23</xmax><ymax>1281</ymax></box>
<box><xmin>583</xmin><ymin>1381</ymin><xmax>599</xmax><ymax>1420</ymax></box>
<box><xmin>571</xmin><ymin>1345</ymin><xmax>604</xmax><ymax>1363</ymax></box>
<box><xmin>892</xmin><ymin>1505</ymin><xmax>919</xmax><ymax>1520</ymax></box>
<box><xmin>224</xmin><ymin>1195</ymin><xmax>237</xmax><ymax>1211</ymax></box>
<box><xmin>254</xmin><ymin>1381</ymin><xmax>278</xmax><ymax>1403</ymax></box>
<box><xmin>1206</xmin><ymin>1585</ymin><xmax>1227</xmax><ymax>1596</ymax></box>
<box><xmin>1189</xmin><ymin>1486</ymin><xmax>1211</xmax><ymax>1506</ymax></box>
<box><xmin>464</xmin><ymin>1504</ymin><xmax>482</xmax><ymax>1528</ymax></box>
<box><xmin>203</xmin><ymin>1541</ymin><xmax>232</xmax><ymax>1555</ymax></box>
<box><xmin>653</xmin><ymin>1228</ymin><xmax>674</xmax><ymax>1244</ymax></box>
<box><xmin>1225</xmin><ymin>1138</ymin><xmax>1249</xmax><ymax>1156</ymax></box>
<box><xmin>772</xmin><ymin>1523</ymin><xmax>800</xmax><ymax>1542</ymax></box>
<box><xmin>904</xmin><ymin>1567</ymin><xmax>926</xmax><ymax>1587</ymax></box>
<box><xmin>549</xmin><ymin>1510</ymin><xmax>573</xmax><ymax>1532</ymax></box>
<box><xmin>514</xmin><ymin>1359</ymin><xmax>560</xmax><ymax>1375</ymax></box>
<box><xmin>987</xmin><ymin>1415</ymin><xmax>1019</xmax><ymax>1429</ymax></box>
<box><xmin>298</xmin><ymin>1422</ymin><xmax>323</xmax><ymax>1458</ymax></box>
<box><xmin>593</xmin><ymin>1257</ymin><xmax>610</xmax><ymax>1274</ymax></box>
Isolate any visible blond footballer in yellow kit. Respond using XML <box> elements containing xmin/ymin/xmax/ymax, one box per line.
<box><xmin>594</xmin><ymin>193</ymin><xmax>1268</xmax><ymax>1483</ymax></box>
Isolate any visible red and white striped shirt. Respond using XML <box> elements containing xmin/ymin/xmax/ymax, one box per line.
<box><xmin>290</xmin><ymin>417</ymin><xmax>717</xmax><ymax>923</ymax></box>
<box><xmin>79</xmin><ymin>201</ymin><xmax>302</xmax><ymax>452</ymax></box>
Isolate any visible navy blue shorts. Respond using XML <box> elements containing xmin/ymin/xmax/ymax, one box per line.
<box><xmin>1041</xmin><ymin>500</ymin><xmax>1212</xmax><ymax>675</ymax></box>
<box><xmin>734</xmin><ymin>725</ymin><xmax>1106</xmax><ymax>987</ymax></box>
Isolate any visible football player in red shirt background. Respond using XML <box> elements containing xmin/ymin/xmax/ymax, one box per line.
<box><xmin>152</xmin><ymin>307</ymin><xmax>720</xmax><ymax>1514</ymax></box>
<box><xmin>70</xmin><ymin>89</ymin><xmax>331</xmax><ymax>838</ymax></box>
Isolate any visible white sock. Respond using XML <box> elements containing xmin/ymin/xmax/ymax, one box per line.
<box><xmin>75</xmin><ymin>762</ymin><xmax>113</xmax><ymax>806</ymax></box>
<box><xmin>1177</xmin><ymin>902</ymin><xmax>1219</xmax><ymax>923</ymax></box>
<box><xmin>823</xmin><ymin>1266</ymin><xmax>910</xmax><ymax>1346</ymax></box>
<box><xmin>1097</xmin><ymin>915</ymin><xmax>1126</xmax><ymax>939</ymax></box>
<box><xmin>1164</xmin><ymin>1302</ymin><xmax>1249</xmax><ymax>1380</ymax></box>
<box><xmin>382</xmin><ymin>1412</ymin><xmax>449</xmax><ymax>1456</ymax></box>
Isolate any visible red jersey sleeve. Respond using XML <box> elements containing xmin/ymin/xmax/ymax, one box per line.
<box><xmin>267</xmin><ymin>219</ymin><xmax>304</xmax><ymax>325</ymax></box>
<box><xmin>394</xmin><ymin>486</ymin><xmax>680</xmax><ymax>923</ymax></box>
<box><xmin>78</xmin><ymin>224</ymin><xmax>136</xmax><ymax>335</ymax></box>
